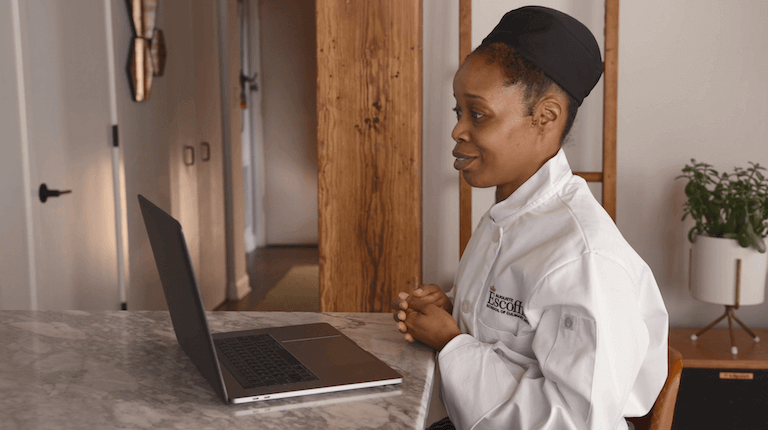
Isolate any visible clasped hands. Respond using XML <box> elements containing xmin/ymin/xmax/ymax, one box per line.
<box><xmin>391</xmin><ymin>284</ymin><xmax>461</xmax><ymax>351</ymax></box>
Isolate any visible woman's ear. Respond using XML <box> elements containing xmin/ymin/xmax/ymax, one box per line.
<box><xmin>534</xmin><ymin>94</ymin><xmax>563</xmax><ymax>133</ymax></box>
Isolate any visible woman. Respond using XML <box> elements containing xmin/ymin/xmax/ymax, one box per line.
<box><xmin>393</xmin><ymin>6</ymin><xmax>669</xmax><ymax>430</ymax></box>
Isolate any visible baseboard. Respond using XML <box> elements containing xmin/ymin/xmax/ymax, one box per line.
<box><xmin>244</xmin><ymin>226</ymin><xmax>257</xmax><ymax>253</ymax></box>
<box><xmin>229</xmin><ymin>274</ymin><xmax>251</xmax><ymax>301</ymax></box>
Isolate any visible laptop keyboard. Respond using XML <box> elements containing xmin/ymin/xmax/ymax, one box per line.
<box><xmin>215</xmin><ymin>334</ymin><xmax>319</xmax><ymax>389</ymax></box>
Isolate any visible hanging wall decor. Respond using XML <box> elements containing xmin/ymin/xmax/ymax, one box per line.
<box><xmin>128</xmin><ymin>0</ymin><xmax>165</xmax><ymax>101</ymax></box>
<box><xmin>151</xmin><ymin>28</ymin><xmax>166</xmax><ymax>76</ymax></box>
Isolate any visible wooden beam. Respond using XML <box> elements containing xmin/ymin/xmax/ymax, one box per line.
<box><xmin>573</xmin><ymin>172</ymin><xmax>604</xmax><ymax>182</ymax></box>
<box><xmin>316</xmin><ymin>0</ymin><xmax>422</xmax><ymax>312</ymax></box>
<box><xmin>603</xmin><ymin>0</ymin><xmax>619</xmax><ymax>221</ymax></box>
<box><xmin>458</xmin><ymin>0</ymin><xmax>472</xmax><ymax>257</ymax></box>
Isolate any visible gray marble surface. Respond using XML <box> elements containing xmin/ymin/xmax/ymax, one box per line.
<box><xmin>0</xmin><ymin>311</ymin><xmax>436</xmax><ymax>430</ymax></box>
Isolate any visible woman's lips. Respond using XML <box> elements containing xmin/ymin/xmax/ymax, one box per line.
<box><xmin>453</xmin><ymin>156</ymin><xmax>476</xmax><ymax>171</ymax></box>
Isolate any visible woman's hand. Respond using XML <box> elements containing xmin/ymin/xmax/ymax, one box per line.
<box><xmin>396</xmin><ymin>298</ymin><xmax>461</xmax><ymax>351</ymax></box>
<box><xmin>391</xmin><ymin>284</ymin><xmax>452</xmax><ymax>328</ymax></box>
<box><xmin>393</xmin><ymin>284</ymin><xmax>453</xmax><ymax>314</ymax></box>
<box><xmin>391</xmin><ymin>285</ymin><xmax>460</xmax><ymax>351</ymax></box>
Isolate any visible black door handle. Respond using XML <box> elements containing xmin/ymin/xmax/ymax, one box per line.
<box><xmin>184</xmin><ymin>145</ymin><xmax>195</xmax><ymax>166</ymax></box>
<box><xmin>201</xmin><ymin>142</ymin><xmax>210</xmax><ymax>161</ymax></box>
<box><xmin>39</xmin><ymin>183</ymin><xmax>72</xmax><ymax>203</ymax></box>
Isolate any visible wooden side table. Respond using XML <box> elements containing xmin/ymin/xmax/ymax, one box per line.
<box><xmin>671</xmin><ymin>328</ymin><xmax>768</xmax><ymax>369</ymax></box>
<box><xmin>669</xmin><ymin>328</ymin><xmax>768</xmax><ymax>429</ymax></box>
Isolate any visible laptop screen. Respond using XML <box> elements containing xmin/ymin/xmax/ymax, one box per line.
<box><xmin>138</xmin><ymin>194</ymin><xmax>228</xmax><ymax>402</ymax></box>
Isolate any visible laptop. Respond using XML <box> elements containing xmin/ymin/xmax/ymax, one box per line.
<box><xmin>137</xmin><ymin>194</ymin><xmax>402</xmax><ymax>404</ymax></box>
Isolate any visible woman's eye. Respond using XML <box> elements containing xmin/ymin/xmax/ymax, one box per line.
<box><xmin>453</xmin><ymin>107</ymin><xmax>483</xmax><ymax>121</ymax></box>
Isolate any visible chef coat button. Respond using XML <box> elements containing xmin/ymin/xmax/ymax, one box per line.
<box><xmin>492</xmin><ymin>229</ymin><xmax>501</xmax><ymax>242</ymax></box>
<box><xmin>564</xmin><ymin>317</ymin><xmax>574</xmax><ymax>329</ymax></box>
<box><xmin>461</xmin><ymin>301</ymin><xmax>470</xmax><ymax>313</ymax></box>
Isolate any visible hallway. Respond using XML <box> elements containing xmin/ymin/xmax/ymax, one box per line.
<box><xmin>216</xmin><ymin>246</ymin><xmax>319</xmax><ymax>311</ymax></box>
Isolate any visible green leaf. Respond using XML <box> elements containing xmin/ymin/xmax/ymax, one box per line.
<box><xmin>688</xmin><ymin>228</ymin><xmax>698</xmax><ymax>243</ymax></box>
<box><xmin>743</xmin><ymin>222</ymin><xmax>766</xmax><ymax>253</ymax></box>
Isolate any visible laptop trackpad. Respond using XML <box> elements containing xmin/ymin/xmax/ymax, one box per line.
<box><xmin>285</xmin><ymin>336</ymin><xmax>374</xmax><ymax>366</ymax></box>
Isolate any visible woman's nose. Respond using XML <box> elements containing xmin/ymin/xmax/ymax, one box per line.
<box><xmin>451</xmin><ymin>119</ymin><xmax>465</xmax><ymax>143</ymax></box>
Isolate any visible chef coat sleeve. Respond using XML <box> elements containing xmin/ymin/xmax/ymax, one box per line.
<box><xmin>445</xmin><ymin>283</ymin><xmax>456</xmax><ymax>304</ymax></box>
<box><xmin>438</xmin><ymin>252</ymin><xmax>656</xmax><ymax>430</ymax></box>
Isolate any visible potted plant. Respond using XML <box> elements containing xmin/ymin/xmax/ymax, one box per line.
<box><xmin>678</xmin><ymin>159</ymin><xmax>768</xmax><ymax>353</ymax></box>
<box><xmin>680</xmin><ymin>159</ymin><xmax>768</xmax><ymax>252</ymax></box>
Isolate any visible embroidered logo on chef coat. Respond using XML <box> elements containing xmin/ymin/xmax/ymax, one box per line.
<box><xmin>486</xmin><ymin>286</ymin><xmax>529</xmax><ymax>324</ymax></box>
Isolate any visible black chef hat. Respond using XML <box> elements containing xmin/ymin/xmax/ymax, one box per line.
<box><xmin>481</xmin><ymin>6</ymin><xmax>603</xmax><ymax>106</ymax></box>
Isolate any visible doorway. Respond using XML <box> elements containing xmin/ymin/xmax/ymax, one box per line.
<box><xmin>231</xmin><ymin>0</ymin><xmax>319</xmax><ymax>311</ymax></box>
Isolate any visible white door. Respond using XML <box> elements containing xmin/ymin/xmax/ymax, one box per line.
<box><xmin>20</xmin><ymin>0</ymin><xmax>118</xmax><ymax>309</ymax></box>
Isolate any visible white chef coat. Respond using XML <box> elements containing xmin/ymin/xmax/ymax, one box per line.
<box><xmin>439</xmin><ymin>149</ymin><xmax>669</xmax><ymax>430</ymax></box>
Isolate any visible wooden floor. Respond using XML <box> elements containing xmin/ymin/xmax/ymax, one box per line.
<box><xmin>216</xmin><ymin>246</ymin><xmax>319</xmax><ymax>311</ymax></box>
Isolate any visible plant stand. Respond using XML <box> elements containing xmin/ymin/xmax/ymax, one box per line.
<box><xmin>690</xmin><ymin>259</ymin><xmax>761</xmax><ymax>355</ymax></box>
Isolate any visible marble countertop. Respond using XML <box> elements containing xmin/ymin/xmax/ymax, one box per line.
<box><xmin>0</xmin><ymin>311</ymin><xmax>436</xmax><ymax>430</ymax></box>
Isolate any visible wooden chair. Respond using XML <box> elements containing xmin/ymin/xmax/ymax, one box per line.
<box><xmin>628</xmin><ymin>346</ymin><xmax>684</xmax><ymax>430</ymax></box>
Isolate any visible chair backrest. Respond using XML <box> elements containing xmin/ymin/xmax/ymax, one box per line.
<box><xmin>649</xmin><ymin>346</ymin><xmax>684</xmax><ymax>430</ymax></box>
<box><xmin>628</xmin><ymin>346</ymin><xmax>684</xmax><ymax>430</ymax></box>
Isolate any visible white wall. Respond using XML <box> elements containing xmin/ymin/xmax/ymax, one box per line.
<box><xmin>259</xmin><ymin>0</ymin><xmax>318</xmax><ymax>245</ymax></box>
<box><xmin>423</xmin><ymin>0</ymin><xmax>768</xmax><ymax>328</ymax></box>
<box><xmin>422</xmin><ymin>0</ymin><xmax>460</xmax><ymax>290</ymax></box>
<box><xmin>619</xmin><ymin>0</ymin><xmax>768</xmax><ymax>328</ymax></box>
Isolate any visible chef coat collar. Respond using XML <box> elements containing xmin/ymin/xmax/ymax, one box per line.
<box><xmin>489</xmin><ymin>148</ymin><xmax>572</xmax><ymax>224</ymax></box>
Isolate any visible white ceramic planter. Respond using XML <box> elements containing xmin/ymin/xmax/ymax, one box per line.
<box><xmin>689</xmin><ymin>235</ymin><xmax>768</xmax><ymax>306</ymax></box>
